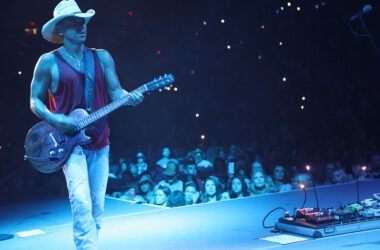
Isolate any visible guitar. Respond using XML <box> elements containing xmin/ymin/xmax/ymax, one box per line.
<box><xmin>24</xmin><ymin>74</ymin><xmax>175</xmax><ymax>173</ymax></box>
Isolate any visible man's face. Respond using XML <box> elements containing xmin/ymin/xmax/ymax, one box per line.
<box><xmin>185</xmin><ymin>164</ymin><xmax>197</xmax><ymax>176</ymax></box>
<box><xmin>57</xmin><ymin>17</ymin><xmax>87</xmax><ymax>43</ymax></box>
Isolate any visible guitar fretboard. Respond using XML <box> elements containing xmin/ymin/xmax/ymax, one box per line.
<box><xmin>77</xmin><ymin>85</ymin><xmax>148</xmax><ymax>130</ymax></box>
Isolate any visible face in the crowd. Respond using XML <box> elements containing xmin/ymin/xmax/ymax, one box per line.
<box><xmin>137</xmin><ymin>157</ymin><xmax>144</xmax><ymax>164</ymax></box>
<box><xmin>218</xmin><ymin>150</ymin><xmax>226</xmax><ymax>160</ymax></box>
<box><xmin>120</xmin><ymin>162</ymin><xmax>128</xmax><ymax>172</ymax></box>
<box><xmin>205</xmin><ymin>179</ymin><xmax>216</xmax><ymax>196</ymax></box>
<box><xmin>194</xmin><ymin>152</ymin><xmax>203</xmax><ymax>163</ymax></box>
<box><xmin>371</xmin><ymin>154</ymin><xmax>380</xmax><ymax>170</ymax></box>
<box><xmin>325</xmin><ymin>163</ymin><xmax>336</xmax><ymax>175</ymax></box>
<box><xmin>231</xmin><ymin>177</ymin><xmax>243</xmax><ymax>194</ymax></box>
<box><xmin>251</xmin><ymin>162</ymin><xmax>263</xmax><ymax>174</ymax></box>
<box><xmin>273</xmin><ymin>165</ymin><xmax>285</xmax><ymax>181</ymax></box>
<box><xmin>129</xmin><ymin>163</ymin><xmax>138</xmax><ymax>176</ymax></box>
<box><xmin>186</xmin><ymin>164</ymin><xmax>197</xmax><ymax>176</ymax></box>
<box><xmin>58</xmin><ymin>17</ymin><xmax>87</xmax><ymax>43</ymax></box>
<box><xmin>162</xmin><ymin>148</ymin><xmax>171</xmax><ymax>158</ymax></box>
<box><xmin>184</xmin><ymin>186</ymin><xmax>197</xmax><ymax>204</ymax></box>
<box><xmin>332</xmin><ymin>170</ymin><xmax>344</xmax><ymax>183</ymax></box>
<box><xmin>140</xmin><ymin>182</ymin><xmax>151</xmax><ymax>193</ymax></box>
<box><xmin>253</xmin><ymin>172</ymin><xmax>265</xmax><ymax>188</ymax></box>
<box><xmin>154</xmin><ymin>189</ymin><xmax>168</xmax><ymax>205</ymax></box>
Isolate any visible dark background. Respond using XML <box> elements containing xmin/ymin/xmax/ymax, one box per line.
<box><xmin>1</xmin><ymin>0</ymin><xmax>380</xmax><ymax>190</ymax></box>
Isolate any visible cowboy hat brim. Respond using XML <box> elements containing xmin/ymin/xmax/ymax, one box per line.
<box><xmin>42</xmin><ymin>9</ymin><xmax>95</xmax><ymax>44</ymax></box>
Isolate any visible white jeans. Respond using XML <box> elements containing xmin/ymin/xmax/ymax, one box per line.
<box><xmin>62</xmin><ymin>145</ymin><xmax>109</xmax><ymax>250</ymax></box>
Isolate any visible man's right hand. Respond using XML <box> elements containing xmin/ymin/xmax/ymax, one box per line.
<box><xmin>50</xmin><ymin>114</ymin><xmax>77</xmax><ymax>135</ymax></box>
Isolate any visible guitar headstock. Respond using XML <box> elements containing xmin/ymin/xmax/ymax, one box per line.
<box><xmin>145</xmin><ymin>74</ymin><xmax>175</xmax><ymax>92</ymax></box>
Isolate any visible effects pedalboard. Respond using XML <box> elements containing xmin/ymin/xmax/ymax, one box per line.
<box><xmin>276</xmin><ymin>193</ymin><xmax>380</xmax><ymax>238</ymax></box>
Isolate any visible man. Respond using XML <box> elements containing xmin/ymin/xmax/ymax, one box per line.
<box><xmin>193</xmin><ymin>148</ymin><xmax>213</xmax><ymax>180</ymax></box>
<box><xmin>156</xmin><ymin>147</ymin><xmax>171</xmax><ymax>169</ymax></box>
<box><xmin>136</xmin><ymin>152</ymin><xmax>148</xmax><ymax>175</ymax></box>
<box><xmin>183</xmin><ymin>161</ymin><xmax>203</xmax><ymax>191</ymax></box>
<box><xmin>29</xmin><ymin>1</ymin><xmax>143</xmax><ymax>249</ymax></box>
<box><xmin>157</xmin><ymin>160</ymin><xmax>184</xmax><ymax>192</ymax></box>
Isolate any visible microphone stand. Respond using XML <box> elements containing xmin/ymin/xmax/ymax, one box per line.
<box><xmin>358</xmin><ymin>16</ymin><xmax>380</xmax><ymax>63</ymax></box>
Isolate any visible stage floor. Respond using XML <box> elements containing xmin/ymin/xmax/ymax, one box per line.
<box><xmin>1</xmin><ymin>180</ymin><xmax>380</xmax><ymax>249</ymax></box>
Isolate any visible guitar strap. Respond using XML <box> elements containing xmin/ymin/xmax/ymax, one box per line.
<box><xmin>84</xmin><ymin>48</ymin><xmax>95</xmax><ymax>113</ymax></box>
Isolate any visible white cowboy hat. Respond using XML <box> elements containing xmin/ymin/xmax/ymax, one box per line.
<box><xmin>42</xmin><ymin>0</ymin><xmax>95</xmax><ymax>43</ymax></box>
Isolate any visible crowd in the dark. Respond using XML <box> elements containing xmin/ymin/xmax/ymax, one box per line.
<box><xmin>106</xmin><ymin>145</ymin><xmax>380</xmax><ymax>207</ymax></box>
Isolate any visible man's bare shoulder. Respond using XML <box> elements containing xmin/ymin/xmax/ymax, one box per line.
<box><xmin>36</xmin><ymin>51</ymin><xmax>57</xmax><ymax>69</ymax></box>
<box><xmin>94</xmin><ymin>49</ymin><xmax>113</xmax><ymax>64</ymax></box>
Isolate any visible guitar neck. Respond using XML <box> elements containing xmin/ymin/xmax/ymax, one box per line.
<box><xmin>77</xmin><ymin>85</ymin><xmax>148</xmax><ymax>130</ymax></box>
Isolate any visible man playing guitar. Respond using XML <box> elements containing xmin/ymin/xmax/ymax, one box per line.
<box><xmin>29</xmin><ymin>1</ymin><xmax>143</xmax><ymax>249</ymax></box>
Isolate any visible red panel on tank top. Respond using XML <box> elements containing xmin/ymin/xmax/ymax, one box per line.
<box><xmin>49</xmin><ymin>49</ymin><xmax>110</xmax><ymax>150</ymax></box>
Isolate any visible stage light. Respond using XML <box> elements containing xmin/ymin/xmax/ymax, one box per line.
<box><xmin>275</xmin><ymin>9</ymin><xmax>280</xmax><ymax>14</ymax></box>
<box><xmin>279</xmin><ymin>41</ymin><xmax>283</xmax><ymax>46</ymax></box>
<box><xmin>301</xmin><ymin>105</ymin><xmax>305</xmax><ymax>110</ymax></box>
<box><xmin>227</xmin><ymin>45</ymin><xmax>231</xmax><ymax>50</ymax></box>
<box><xmin>166</xmin><ymin>87</ymin><xmax>171</xmax><ymax>91</ymax></box>
<box><xmin>306</xmin><ymin>165</ymin><xmax>311</xmax><ymax>171</ymax></box>
<box><xmin>280</xmin><ymin>6</ymin><xmax>284</xmax><ymax>11</ymax></box>
<box><xmin>261</xmin><ymin>25</ymin><xmax>265</xmax><ymax>29</ymax></box>
<box><xmin>221</xmin><ymin>19</ymin><xmax>225</xmax><ymax>23</ymax></box>
<box><xmin>174</xmin><ymin>87</ymin><xmax>178</xmax><ymax>91</ymax></box>
<box><xmin>128</xmin><ymin>11</ymin><xmax>133</xmax><ymax>16</ymax></box>
<box><xmin>258</xmin><ymin>54</ymin><xmax>263</xmax><ymax>60</ymax></box>
<box><xmin>201</xmin><ymin>135</ymin><xmax>205</xmax><ymax>140</ymax></box>
<box><xmin>302</xmin><ymin>96</ymin><xmax>306</xmax><ymax>101</ymax></box>
<box><xmin>361</xmin><ymin>166</ymin><xmax>367</xmax><ymax>171</ymax></box>
<box><xmin>240</xmin><ymin>40</ymin><xmax>244</xmax><ymax>45</ymax></box>
<box><xmin>282</xmin><ymin>77</ymin><xmax>287</xmax><ymax>82</ymax></box>
<box><xmin>315</xmin><ymin>4</ymin><xmax>319</xmax><ymax>9</ymax></box>
<box><xmin>195</xmin><ymin>113</ymin><xmax>200</xmax><ymax>118</ymax></box>
<box><xmin>156</xmin><ymin>50</ymin><xmax>161</xmax><ymax>55</ymax></box>
<box><xmin>18</xmin><ymin>71</ymin><xmax>22</xmax><ymax>75</ymax></box>
<box><xmin>287</xmin><ymin>2</ymin><xmax>292</xmax><ymax>7</ymax></box>
<box><xmin>203</xmin><ymin>21</ymin><xmax>207</xmax><ymax>26</ymax></box>
<box><xmin>299</xmin><ymin>183</ymin><xmax>305</xmax><ymax>189</ymax></box>
<box><xmin>30</xmin><ymin>21</ymin><xmax>35</xmax><ymax>26</ymax></box>
<box><xmin>297</xmin><ymin>7</ymin><xmax>301</xmax><ymax>11</ymax></box>
<box><xmin>0</xmin><ymin>146</ymin><xmax>2</xmax><ymax>150</ymax></box>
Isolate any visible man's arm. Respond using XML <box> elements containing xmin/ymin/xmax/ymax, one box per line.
<box><xmin>96</xmin><ymin>49</ymin><xmax>143</xmax><ymax>105</ymax></box>
<box><xmin>30</xmin><ymin>54</ymin><xmax>77</xmax><ymax>134</ymax></box>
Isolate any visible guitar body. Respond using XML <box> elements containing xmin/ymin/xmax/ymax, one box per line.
<box><xmin>25</xmin><ymin>109</ymin><xmax>92</xmax><ymax>173</ymax></box>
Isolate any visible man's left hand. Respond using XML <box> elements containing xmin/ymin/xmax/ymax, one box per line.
<box><xmin>127</xmin><ymin>92</ymin><xmax>144</xmax><ymax>106</ymax></box>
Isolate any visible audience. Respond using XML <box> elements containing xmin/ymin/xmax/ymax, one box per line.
<box><xmin>105</xmin><ymin>145</ymin><xmax>380</xmax><ymax>207</ymax></box>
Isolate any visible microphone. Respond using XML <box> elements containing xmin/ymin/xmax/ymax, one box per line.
<box><xmin>350</xmin><ymin>4</ymin><xmax>372</xmax><ymax>21</ymax></box>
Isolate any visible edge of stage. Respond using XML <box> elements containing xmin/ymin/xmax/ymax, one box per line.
<box><xmin>1</xmin><ymin>179</ymin><xmax>380</xmax><ymax>249</ymax></box>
